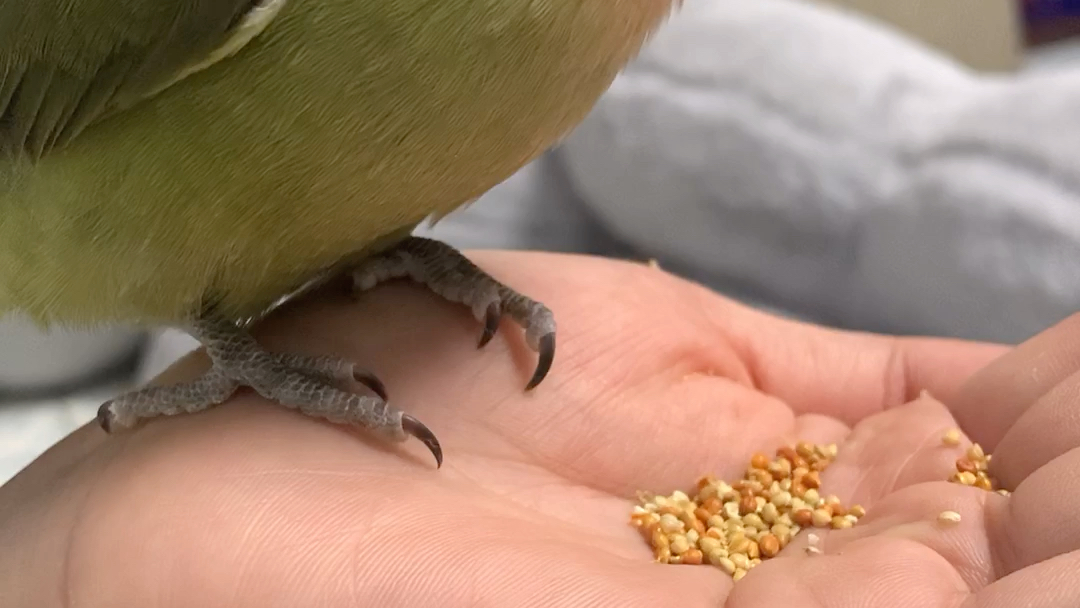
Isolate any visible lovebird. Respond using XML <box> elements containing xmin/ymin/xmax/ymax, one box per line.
<box><xmin>0</xmin><ymin>0</ymin><xmax>678</xmax><ymax>466</ymax></box>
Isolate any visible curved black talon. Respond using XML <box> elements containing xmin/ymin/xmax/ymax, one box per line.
<box><xmin>401</xmin><ymin>413</ymin><xmax>443</xmax><ymax>468</ymax></box>
<box><xmin>525</xmin><ymin>332</ymin><xmax>555</xmax><ymax>391</ymax></box>
<box><xmin>97</xmin><ymin>401</ymin><xmax>115</xmax><ymax>433</ymax></box>
<box><xmin>477</xmin><ymin>301</ymin><xmax>500</xmax><ymax>348</ymax></box>
<box><xmin>353</xmin><ymin>369</ymin><xmax>388</xmax><ymax>401</ymax></box>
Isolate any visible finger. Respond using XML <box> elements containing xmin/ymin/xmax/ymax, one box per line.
<box><xmin>990</xmin><ymin>446</ymin><xmax>1080</xmax><ymax>576</ymax></box>
<box><xmin>990</xmin><ymin>369</ymin><xmax>1080</xmax><ymax>488</ymax></box>
<box><xmin>817</xmin><ymin>395</ymin><xmax>989</xmax><ymax>508</ymax></box>
<box><xmin>967</xmin><ymin>551</ymin><xmax>1080</xmax><ymax>608</ymax></box>
<box><xmin>780</xmin><ymin>395</ymin><xmax>999</xmax><ymax>590</ymax></box>
<box><xmin>729</xmin><ymin>537</ymin><xmax>968</xmax><ymax>608</ymax></box>
<box><xmin>950</xmin><ymin>313</ymin><xmax>1080</xmax><ymax>451</ymax></box>
<box><xmin>636</xmin><ymin>257</ymin><xmax>1005</xmax><ymax>423</ymax></box>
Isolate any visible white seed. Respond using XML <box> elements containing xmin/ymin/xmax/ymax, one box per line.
<box><xmin>671</xmin><ymin>490</ymin><xmax>691</xmax><ymax>504</ymax></box>
<box><xmin>937</xmin><ymin>510</ymin><xmax>962</xmax><ymax>525</ymax></box>
<box><xmin>805</xmin><ymin>546</ymin><xmax>822</xmax><ymax>556</ymax></box>
<box><xmin>807</xmin><ymin>533</ymin><xmax>820</xmax><ymax>547</ymax></box>
<box><xmin>803</xmin><ymin>489</ymin><xmax>821</xmax><ymax>506</ymax></box>
<box><xmin>731</xmin><ymin>552</ymin><xmax>750</xmax><ymax>570</ymax></box>
<box><xmin>659</xmin><ymin>514</ymin><xmax>684</xmax><ymax>534</ymax></box>
<box><xmin>670</xmin><ymin>534</ymin><xmax>691</xmax><ymax>555</ymax></box>
<box><xmin>732</xmin><ymin>568</ymin><xmax>748</xmax><ymax>581</ymax></box>
<box><xmin>723</xmin><ymin>501</ymin><xmax>741</xmax><ymax>519</ymax></box>
<box><xmin>686</xmin><ymin>529</ymin><xmax>700</xmax><ymax>545</ymax></box>
<box><xmin>771</xmin><ymin>491</ymin><xmax>792</xmax><ymax>508</ymax></box>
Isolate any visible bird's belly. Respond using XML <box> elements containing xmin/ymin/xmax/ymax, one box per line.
<box><xmin>0</xmin><ymin>0</ymin><xmax>672</xmax><ymax>328</ymax></box>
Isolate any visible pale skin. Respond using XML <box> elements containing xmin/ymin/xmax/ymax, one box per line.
<box><xmin>1</xmin><ymin>251</ymin><xmax>1078</xmax><ymax>607</ymax></box>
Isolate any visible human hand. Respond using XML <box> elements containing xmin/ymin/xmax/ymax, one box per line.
<box><xmin>0</xmin><ymin>251</ymin><xmax>1042</xmax><ymax>607</ymax></box>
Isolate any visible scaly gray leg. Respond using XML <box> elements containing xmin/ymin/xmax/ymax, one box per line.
<box><xmin>351</xmin><ymin>236</ymin><xmax>556</xmax><ymax>389</ymax></box>
<box><xmin>97</xmin><ymin>313</ymin><xmax>441</xmax><ymax>466</ymax></box>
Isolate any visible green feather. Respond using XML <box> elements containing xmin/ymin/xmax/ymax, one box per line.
<box><xmin>0</xmin><ymin>0</ymin><xmax>676</xmax><ymax>329</ymax></box>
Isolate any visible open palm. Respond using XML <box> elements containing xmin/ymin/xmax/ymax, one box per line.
<box><xmin>2</xmin><ymin>252</ymin><xmax>1076</xmax><ymax>608</ymax></box>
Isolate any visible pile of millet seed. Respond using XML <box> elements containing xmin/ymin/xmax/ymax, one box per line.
<box><xmin>630</xmin><ymin>442</ymin><xmax>865</xmax><ymax>580</ymax></box>
<box><xmin>941</xmin><ymin>429</ymin><xmax>1010</xmax><ymax>497</ymax></box>
<box><xmin>631</xmin><ymin>431</ymin><xmax>1009</xmax><ymax>580</ymax></box>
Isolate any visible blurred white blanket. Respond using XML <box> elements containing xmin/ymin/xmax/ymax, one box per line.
<box><xmin>558</xmin><ymin>0</ymin><xmax>1080</xmax><ymax>343</ymax></box>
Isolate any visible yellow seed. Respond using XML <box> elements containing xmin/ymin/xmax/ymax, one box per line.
<box><xmin>830</xmin><ymin>516</ymin><xmax>852</xmax><ymax>529</ymax></box>
<box><xmin>669</xmin><ymin>555</ymin><xmax>682</xmax><ymax>564</ymax></box>
<box><xmin>730</xmin><ymin>537</ymin><xmax>753</xmax><ymax>556</ymax></box>
<box><xmin>937</xmin><ymin>510</ymin><xmax>962</xmax><ymax>525</ymax></box>
<box><xmin>670</xmin><ymin>534</ymin><xmax>691</xmax><ymax>555</ymax></box>
<box><xmin>699</xmin><ymin>536</ymin><xmax>721</xmax><ymax>555</ymax></box>
<box><xmin>731</xmin><ymin>552</ymin><xmax>750</xmax><ymax>570</ymax></box>
<box><xmin>686</xmin><ymin>529</ymin><xmax>700</xmax><ymax>545</ymax></box>
<box><xmin>771</xmin><ymin>524</ymin><xmax>792</xmax><ymax>544</ymax></box>
<box><xmin>651</xmin><ymin>528</ymin><xmax>669</xmax><ymax>550</ymax></box>
<box><xmin>732</xmin><ymin>568</ymin><xmax>748</xmax><ymax>581</ymax></box>
<box><xmin>967</xmin><ymin>443</ymin><xmax>985</xmax><ymax>461</ymax></box>
<box><xmin>761</xmin><ymin>502</ymin><xmax>780</xmax><ymax>524</ymax></box>
<box><xmin>843</xmin><ymin>514</ymin><xmax>858</xmax><ymax>525</ymax></box>
<box><xmin>716</xmin><ymin>555</ymin><xmax>737</xmax><ymax>574</ymax></box>
<box><xmin>803</xmin><ymin>489</ymin><xmax>821</xmax><ymax>506</ymax></box>
<box><xmin>671</xmin><ymin>490</ymin><xmax>691</xmax><ymax>504</ymax></box>
<box><xmin>746</xmin><ymin>540</ymin><xmax>760</xmax><ymax>559</ymax></box>
<box><xmin>823</xmin><ymin>443</ymin><xmax>839</xmax><ymax>458</ymax></box>
<box><xmin>954</xmin><ymin>471</ymin><xmax>977</xmax><ymax>486</ymax></box>
<box><xmin>743</xmin><ymin>513</ymin><xmax>766</xmax><ymax>530</ymax></box>
<box><xmin>849</xmin><ymin>504</ymin><xmax>866</xmax><ymax>518</ymax></box>
<box><xmin>771</xmin><ymin>490</ymin><xmax>792</xmax><ymax>508</ymax></box>
<box><xmin>725</xmin><ymin>520</ymin><xmax>745</xmax><ymax>538</ymax></box>
<box><xmin>941</xmin><ymin>428</ymin><xmax>961</xmax><ymax>446</ymax></box>
<box><xmin>707</xmin><ymin>515</ymin><xmax>726</xmax><ymax>529</ymax></box>
<box><xmin>655</xmin><ymin>547</ymin><xmax>671</xmax><ymax>563</ymax></box>
<box><xmin>796</xmin><ymin>441</ymin><xmax>816</xmax><ymax>458</ymax></box>
<box><xmin>811</xmin><ymin>509</ymin><xmax>832</xmax><ymax>527</ymax></box>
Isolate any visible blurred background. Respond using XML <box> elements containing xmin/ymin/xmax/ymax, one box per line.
<box><xmin>4</xmin><ymin>0</ymin><xmax>1080</xmax><ymax>483</ymax></box>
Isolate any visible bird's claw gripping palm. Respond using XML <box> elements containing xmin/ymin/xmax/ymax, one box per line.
<box><xmin>97</xmin><ymin>237</ymin><xmax>556</xmax><ymax>466</ymax></box>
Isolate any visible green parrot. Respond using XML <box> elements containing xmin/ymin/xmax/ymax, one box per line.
<box><xmin>0</xmin><ymin>0</ymin><xmax>678</xmax><ymax>466</ymax></box>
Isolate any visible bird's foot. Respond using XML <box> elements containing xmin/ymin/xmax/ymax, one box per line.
<box><xmin>350</xmin><ymin>236</ymin><xmax>556</xmax><ymax>389</ymax></box>
<box><xmin>97</xmin><ymin>320</ymin><xmax>442</xmax><ymax>466</ymax></box>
